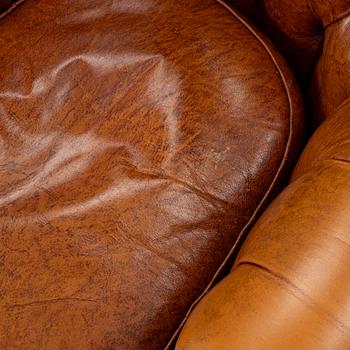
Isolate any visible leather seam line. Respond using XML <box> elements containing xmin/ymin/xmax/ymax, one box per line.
<box><xmin>332</xmin><ymin>157</ymin><xmax>350</xmax><ymax>165</ymax></box>
<box><xmin>164</xmin><ymin>1</ymin><xmax>296</xmax><ymax>348</ymax></box>
<box><xmin>236</xmin><ymin>260</ymin><xmax>350</xmax><ymax>335</ymax></box>
<box><xmin>235</xmin><ymin>260</ymin><xmax>297</xmax><ymax>291</ymax></box>
<box><xmin>0</xmin><ymin>0</ymin><xmax>26</xmax><ymax>21</ymax></box>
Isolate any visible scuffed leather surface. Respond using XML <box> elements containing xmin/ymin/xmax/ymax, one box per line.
<box><xmin>176</xmin><ymin>99</ymin><xmax>350</xmax><ymax>350</ymax></box>
<box><xmin>0</xmin><ymin>0</ymin><xmax>304</xmax><ymax>349</ymax></box>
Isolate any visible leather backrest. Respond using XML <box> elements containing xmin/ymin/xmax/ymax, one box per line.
<box><xmin>232</xmin><ymin>0</ymin><xmax>350</xmax><ymax>126</ymax></box>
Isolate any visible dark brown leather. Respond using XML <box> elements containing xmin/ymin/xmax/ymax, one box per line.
<box><xmin>0</xmin><ymin>0</ymin><xmax>24</xmax><ymax>19</ymax></box>
<box><xmin>176</xmin><ymin>96</ymin><xmax>350</xmax><ymax>350</ymax></box>
<box><xmin>231</xmin><ymin>0</ymin><xmax>324</xmax><ymax>81</ymax></box>
<box><xmin>0</xmin><ymin>0</ymin><xmax>304</xmax><ymax>349</ymax></box>
<box><xmin>232</xmin><ymin>0</ymin><xmax>350</xmax><ymax>126</ymax></box>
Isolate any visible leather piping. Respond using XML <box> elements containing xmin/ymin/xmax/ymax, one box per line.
<box><xmin>164</xmin><ymin>0</ymin><xmax>296</xmax><ymax>348</ymax></box>
<box><xmin>0</xmin><ymin>0</ymin><xmax>26</xmax><ymax>20</ymax></box>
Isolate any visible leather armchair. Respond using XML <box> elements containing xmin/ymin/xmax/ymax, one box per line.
<box><xmin>0</xmin><ymin>0</ymin><xmax>349</xmax><ymax>349</ymax></box>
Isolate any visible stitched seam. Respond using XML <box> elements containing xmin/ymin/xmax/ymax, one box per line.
<box><xmin>164</xmin><ymin>1</ymin><xmax>299</xmax><ymax>348</ymax></box>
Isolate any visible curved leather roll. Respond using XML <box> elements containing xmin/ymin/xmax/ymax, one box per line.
<box><xmin>0</xmin><ymin>0</ymin><xmax>304</xmax><ymax>349</ymax></box>
<box><xmin>176</xmin><ymin>98</ymin><xmax>350</xmax><ymax>350</ymax></box>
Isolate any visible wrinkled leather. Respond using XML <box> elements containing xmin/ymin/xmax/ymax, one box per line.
<box><xmin>310</xmin><ymin>0</ymin><xmax>350</xmax><ymax>26</ymax></box>
<box><xmin>0</xmin><ymin>0</ymin><xmax>304</xmax><ymax>349</ymax></box>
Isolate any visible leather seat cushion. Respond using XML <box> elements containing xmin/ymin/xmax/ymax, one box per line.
<box><xmin>0</xmin><ymin>0</ymin><xmax>303</xmax><ymax>349</ymax></box>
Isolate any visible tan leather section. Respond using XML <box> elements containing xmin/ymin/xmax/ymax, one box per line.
<box><xmin>176</xmin><ymin>150</ymin><xmax>350</xmax><ymax>349</ymax></box>
<box><xmin>0</xmin><ymin>0</ymin><xmax>304</xmax><ymax>349</ymax></box>
<box><xmin>176</xmin><ymin>2</ymin><xmax>350</xmax><ymax>348</ymax></box>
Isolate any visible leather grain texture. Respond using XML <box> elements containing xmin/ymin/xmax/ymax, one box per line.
<box><xmin>176</xmin><ymin>1</ymin><xmax>350</xmax><ymax>348</ymax></box>
<box><xmin>176</xmin><ymin>99</ymin><xmax>350</xmax><ymax>350</ymax></box>
<box><xmin>231</xmin><ymin>0</ymin><xmax>324</xmax><ymax>81</ymax></box>
<box><xmin>231</xmin><ymin>0</ymin><xmax>350</xmax><ymax>126</ymax></box>
<box><xmin>0</xmin><ymin>0</ymin><xmax>304</xmax><ymax>349</ymax></box>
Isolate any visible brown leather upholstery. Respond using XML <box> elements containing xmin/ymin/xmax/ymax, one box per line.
<box><xmin>232</xmin><ymin>0</ymin><xmax>350</xmax><ymax>124</ymax></box>
<box><xmin>231</xmin><ymin>0</ymin><xmax>324</xmax><ymax>80</ymax></box>
<box><xmin>176</xmin><ymin>101</ymin><xmax>350</xmax><ymax>349</ymax></box>
<box><xmin>177</xmin><ymin>1</ymin><xmax>350</xmax><ymax>349</ymax></box>
<box><xmin>0</xmin><ymin>1</ymin><xmax>304</xmax><ymax>349</ymax></box>
<box><xmin>233</xmin><ymin>1</ymin><xmax>350</xmax><ymax>83</ymax></box>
